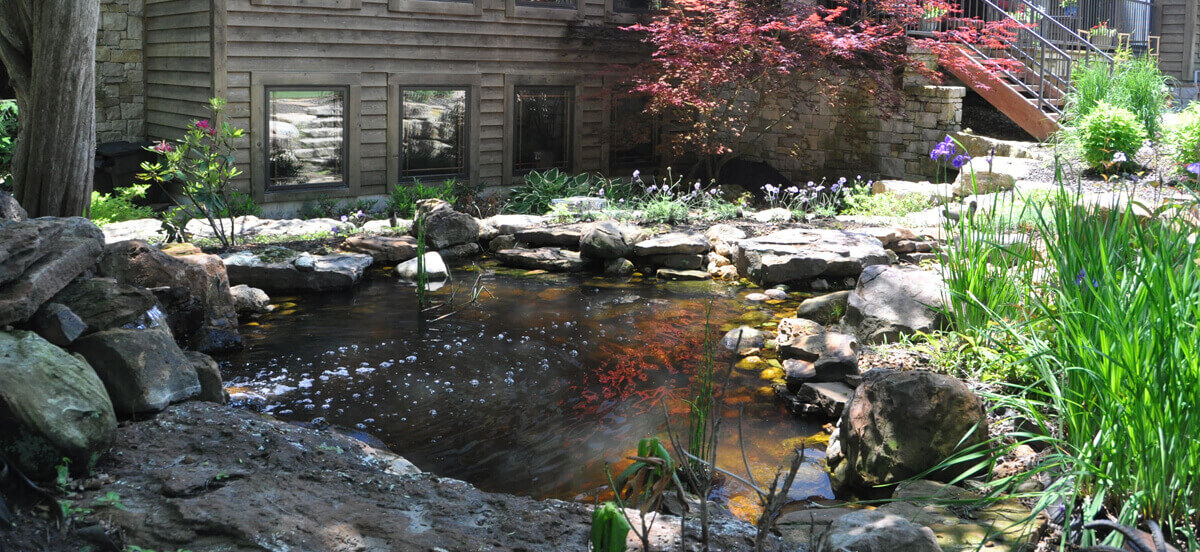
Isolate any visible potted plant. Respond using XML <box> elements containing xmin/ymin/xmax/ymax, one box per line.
<box><xmin>1090</xmin><ymin>21</ymin><xmax>1116</xmax><ymax>49</ymax></box>
<box><xmin>920</xmin><ymin>2</ymin><xmax>949</xmax><ymax>32</ymax></box>
<box><xmin>1012</xmin><ymin>6</ymin><xmax>1041</xmax><ymax>27</ymax></box>
<box><xmin>1061</xmin><ymin>0</ymin><xmax>1078</xmax><ymax>17</ymax></box>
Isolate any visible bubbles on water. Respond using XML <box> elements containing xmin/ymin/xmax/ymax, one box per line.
<box><xmin>429</xmin><ymin>409</ymin><xmax>437</xmax><ymax>416</ymax></box>
<box><xmin>470</xmin><ymin>379</ymin><xmax>479</xmax><ymax>387</ymax></box>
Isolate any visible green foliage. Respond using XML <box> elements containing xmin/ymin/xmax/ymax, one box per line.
<box><xmin>93</xmin><ymin>491</ymin><xmax>127</xmax><ymax>511</ymax></box>
<box><xmin>299</xmin><ymin>195</ymin><xmax>340</xmax><ymax>220</ymax></box>
<box><xmin>505</xmin><ymin>169</ymin><xmax>596</xmax><ymax>214</ymax></box>
<box><xmin>0</xmin><ymin>99</ymin><xmax>16</xmax><ymax>187</ymax></box>
<box><xmin>1166</xmin><ymin>102</ymin><xmax>1200</xmax><ymax>180</ymax></box>
<box><xmin>1066</xmin><ymin>56</ymin><xmax>1171</xmax><ymax>137</ymax></box>
<box><xmin>611</xmin><ymin>437</ymin><xmax>677</xmax><ymax>511</ymax></box>
<box><xmin>90</xmin><ymin>184</ymin><xmax>156</xmax><ymax>226</ymax></box>
<box><xmin>939</xmin><ymin>185</ymin><xmax>1200</xmax><ymax>548</ymax></box>
<box><xmin>138</xmin><ymin>98</ymin><xmax>245</xmax><ymax>248</ymax></box>
<box><xmin>842</xmin><ymin>189</ymin><xmax>933</xmax><ymax>217</ymax></box>
<box><xmin>1077</xmin><ymin>101</ymin><xmax>1147</xmax><ymax>171</ymax></box>
<box><xmin>387</xmin><ymin>178</ymin><xmax>456</xmax><ymax>218</ymax></box>
<box><xmin>590</xmin><ymin>502</ymin><xmax>630</xmax><ymax>552</ymax></box>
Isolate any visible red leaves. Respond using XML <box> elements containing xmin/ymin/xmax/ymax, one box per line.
<box><xmin>620</xmin><ymin>0</ymin><xmax>1019</xmax><ymax>161</ymax></box>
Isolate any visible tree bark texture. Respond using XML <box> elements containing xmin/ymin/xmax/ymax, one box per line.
<box><xmin>0</xmin><ymin>0</ymin><xmax>99</xmax><ymax>218</ymax></box>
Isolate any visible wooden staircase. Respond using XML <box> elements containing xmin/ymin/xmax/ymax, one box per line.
<box><xmin>943</xmin><ymin>46</ymin><xmax>1062</xmax><ymax>141</ymax></box>
<box><xmin>935</xmin><ymin>0</ymin><xmax>1117</xmax><ymax>142</ymax></box>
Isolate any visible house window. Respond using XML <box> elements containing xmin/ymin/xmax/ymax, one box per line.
<box><xmin>517</xmin><ymin>0</ymin><xmax>574</xmax><ymax>7</ymax></box>
<box><xmin>266</xmin><ymin>88</ymin><xmax>348</xmax><ymax>190</ymax></box>
<box><xmin>613</xmin><ymin>0</ymin><xmax>651</xmax><ymax>12</ymax></box>
<box><xmin>610</xmin><ymin>96</ymin><xmax>659</xmax><ymax>172</ymax></box>
<box><xmin>514</xmin><ymin>86</ymin><xmax>573</xmax><ymax>173</ymax></box>
<box><xmin>401</xmin><ymin>88</ymin><xmax>468</xmax><ymax>180</ymax></box>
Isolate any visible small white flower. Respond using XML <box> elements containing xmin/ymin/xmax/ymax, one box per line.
<box><xmin>340</xmin><ymin>215</ymin><xmax>349</xmax><ymax>222</ymax></box>
<box><xmin>1112</xmin><ymin>152</ymin><xmax>1128</xmax><ymax>163</ymax></box>
<box><xmin>632</xmin><ymin>170</ymin><xmax>641</xmax><ymax>179</ymax></box>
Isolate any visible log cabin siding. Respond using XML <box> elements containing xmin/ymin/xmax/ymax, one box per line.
<box><xmin>213</xmin><ymin>0</ymin><xmax>645</xmax><ymax>204</ymax></box>
<box><xmin>1156</xmin><ymin>0</ymin><xmax>1198</xmax><ymax>81</ymax></box>
<box><xmin>144</xmin><ymin>0</ymin><xmax>215</xmax><ymax>141</ymax></box>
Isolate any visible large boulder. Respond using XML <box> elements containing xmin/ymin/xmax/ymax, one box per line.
<box><xmin>184</xmin><ymin>351</ymin><xmax>226</xmax><ymax>404</ymax></box>
<box><xmin>815</xmin><ymin>510</ymin><xmax>942</xmax><ymax>552</ymax></box>
<box><xmin>0</xmin><ymin>218</ymin><xmax>104</xmax><ymax>327</ymax></box>
<box><xmin>826</xmin><ymin>370</ymin><xmax>988</xmax><ymax>494</ymax></box>
<box><xmin>0</xmin><ymin>220</ymin><xmax>63</xmax><ymax>286</ymax></box>
<box><xmin>735</xmin><ymin>229</ymin><xmax>889</xmax><ymax>286</ymax></box>
<box><xmin>579</xmin><ymin>221</ymin><xmax>632</xmax><ymax>259</ymax></box>
<box><xmin>411</xmin><ymin>199</ymin><xmax>479</xmax><ymax>250</ymax></box>
<box><xmin>98</xmin><ymin>240</ymin><xmax>242</xmax><ymax>353</ymax></box>
<box><xmin>395</xmin><ymin>252</ymin><xmax>450</xmax><ymax>281</ymax></box>
<box><xmin>796</xmin><ymin>291</ymin><xmax>851</xmax><ymax>325</ymax></box>
<box><xmin>219</xmin><ymin>247</ymin><xmax>372</xmax><ymax>293</ymax></box>
<box><xmin>951</xmin><ymin>157</ymin><xmax>1034</xmax><ymax>197</ymax></box>
<box><xmin>495</xmin><ymin>248</ymin><xmax>587</xmax><ymax>273</ymax></box>
<box><xmin>343</xmin><ymin>235</ymin><xmax>418</xmax><ymax>264</ymax></box>
<box><xmin>71</xmin><ymin>327</ymin><xmax>202</xmax><ymax>415</ymax></box>
<box><xmin>50</xmin><ymin>277</ymin><xmax>160</xmax><ymax>334</ymax></box>
<box><xmin>843</xmin><ymin>265</ymin><xmax>947</xmax><ymax>344</ymax></box>
<box><xmin>0</xmin><ymin>331</ymin><xmax>117</xmax><ymax>470</ymax></box>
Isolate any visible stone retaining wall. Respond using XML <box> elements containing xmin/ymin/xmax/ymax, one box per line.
<box><xmin>739</xmin><ymin>80</ymin><xmax>965</xmax><ymax>183</ymax></box>
<box><xmin>96</xmin><ymin>0</ymin><xmax>146</xmax><ymax>143</ymax></box>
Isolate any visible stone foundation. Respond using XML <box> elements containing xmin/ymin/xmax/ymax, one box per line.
<box><xmin>96</xmin><ymin>0</ymin><xmax>145</xmax><ymax>143</ymax></box>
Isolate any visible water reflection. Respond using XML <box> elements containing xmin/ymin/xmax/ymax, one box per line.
<box><xmin>220</xmin><ymin>266</ymin><xmax>833</xmax><ymax>509</ymax></box>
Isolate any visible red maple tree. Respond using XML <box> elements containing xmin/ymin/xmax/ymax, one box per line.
<box><xmin>620</xmin><ymin>0</ymin><xmax>1021</xmax><ymax>177</ymax></box>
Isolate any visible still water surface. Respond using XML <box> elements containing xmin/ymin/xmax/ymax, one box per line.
<box><xmin>219</xmin><ymin>264</ymin><xmax>833</xmax><ymax>510</ymax></box>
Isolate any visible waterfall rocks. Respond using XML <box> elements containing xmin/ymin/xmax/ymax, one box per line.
<box><xmin>843</xmin><ymin>265</ymin><xmax>948</xmax><ymax>344</ymax></box>
<box><xmin>220</xmin><ymin>247</ymin><xmax>372</xmax><ymax>292</ymax></box>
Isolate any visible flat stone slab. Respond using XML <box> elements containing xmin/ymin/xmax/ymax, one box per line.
<box><xmin>484</xmin><ymin>214</ymin><xmax>551</xmax><ymax>235</ymax></box>
<box><xmin>101</xmin><ymin>218</ymin><xmax>165</xmax><ymax>244</ymax></box>
<box><xmin>632</xmin><ymin>232</ymin><xmax>711</xmax><ymax>256</ymax></box>
<box><xmin>514</xmin><ymin>225</ymin><xmax>586</xmax><ymax>249</ymax></box>
<box><xmin>361</xmin><ymin>219</ymin><xmax>412</xmax><ymax>234</ymax></box>
<box><xmin>736</xmin><ymin>229</ymin><xmax>889</xmax><ymax>286</ymax></box>
<box><xmin>656</xmin><ymin>268</ymin><xmax>711</xmax><ymax>281</ymax></box>
<box><xmin>342</xmin><ymin>235</ymin><xmax>418</xmax><ymax>264</ymax></box>
<box><xmin>495</xmin><ymin>248</ymin><xmax>587</xmax><ymax>272</ymax></box>
<box><xmin>186</xmin><ymin>216</ymin><xmax>343</xmax><ymax>240</ymax></box>
<box><xmin>221</xmin><ymin>247</ymin><xmax>373</xmax><ymax>292</ymax></box>
<box><xmin>0</xmin><ymin>236</ymin><xmax>103</xmax><ymax>327</ymax></box>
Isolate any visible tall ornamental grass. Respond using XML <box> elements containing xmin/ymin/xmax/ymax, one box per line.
<box><xmin>942</xmin><ymin>181</ymin><xmax>1200</xmax><ymax>548</ymax></box>
<box><xmin>1066</xmin><ymin>56</ymin><xmax>1171</xmax><ymax>137</ymax></box>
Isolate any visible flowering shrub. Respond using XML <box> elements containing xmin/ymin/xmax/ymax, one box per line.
<box><xmin>1077</xmin><ymin>101</ymin><xmax>1146</xmax><ymax>171</ymax></box>
<box><xmin>138</xmin><ymin>98</ymin><xmax>245</xmax><ymax>248</ymax></box>
<box><xmin>1166</xmin><ymin>103</ymin><xmax>1200</xmax><ymax>184</ymax></box>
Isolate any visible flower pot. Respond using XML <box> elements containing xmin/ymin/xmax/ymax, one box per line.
<box><xmin>919</xmin><ymin>18</ymin><xmax>940</xmax><ymax>32</ymax></box>
<box><xmin>1063</xmin><ymin>5</ymin><xmax>1078</xmax><ymax>17</ymax></box>
<box><xmin>1091</xmin><ymin>34</ymin><xmax>1114</xmax><ymax>50</ymax></box>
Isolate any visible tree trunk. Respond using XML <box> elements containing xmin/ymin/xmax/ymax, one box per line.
<box><xmin>0</xmin><ymin>0</ymin><xmax>99</xmax><ymax>218</ymax></box>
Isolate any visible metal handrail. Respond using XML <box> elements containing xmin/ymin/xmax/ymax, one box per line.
<box><xmin>1010</xmin><ymin>0</ymin><xmax>1116</xmax><ymax>64</ymax></box>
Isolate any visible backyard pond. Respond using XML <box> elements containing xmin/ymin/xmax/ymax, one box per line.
<box><xmin>218</xmin><ymin>264</ymin><xmax>832</xmax><ymax>515</ymax></box>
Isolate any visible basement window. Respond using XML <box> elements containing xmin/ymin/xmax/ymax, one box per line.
<box><xmin>266</xmin><ymin>88</ymin><xmax>348</xmax><ymax>190</ymax></box>
<box><xmin>400</xmin><ymin>88</ymin><xmax>469</xmax><ymax>181</ymax></box>
<box><xmin>513</xmin><ymin>86</ymin><xmax>573</xmax><ymax>174</ymax></box>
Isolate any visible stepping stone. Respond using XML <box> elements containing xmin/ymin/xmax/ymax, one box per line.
<box><xmin>495</xmin><ymin>247</ymin><xmax>587</xmax><ymax>272</ymax></box>
<box><xmin>656</xmin><ymin>268</ymin><xmax>710</xmax><ymax>281</ymax></box>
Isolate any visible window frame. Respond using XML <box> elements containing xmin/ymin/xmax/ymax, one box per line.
<box><xmin>250</xmin><ymin>72</ymin><xmax>362</xmax><ymax>204</ymax></box>
<box><xmin>507</xmin><ymin>81</ymin><xmax>578</xmax><ymax>180</ymax></box>
<box><xmin>249</xmin><ymin>0</ymin><xmax>362</xmax><ymax>9</ymax></box>
<box><xmin>388</xmin><ymin>0</ymin><xmax>481</xmax><ymax>17</ymax></box>
<box><xmin>605</xmin><ymin>0</ymin><xmax>654</xmax><ymax>23</ymax></box>
<box><xmin>607</xmin><ymin>94</ymin><xmax>661</xmax><ymax>174</ymax></box>
<box><xmin>387</xmin><ymin>73</ymin><xmax>481</xmax><ymax>188</ymax></box>
<box><xmin>505</xmin><ymin>0</ymin><xmax>583</xmax><ymax>21</ymax></box>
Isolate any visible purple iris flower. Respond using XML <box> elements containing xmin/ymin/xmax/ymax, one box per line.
<box><xmin>952</xmin><ymin>155</ymin><xmax>971</xmax><ymax>169</ymax></box>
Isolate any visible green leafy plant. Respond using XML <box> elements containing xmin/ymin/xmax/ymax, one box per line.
<box><xmin>0</xmin><ymin>99</ymin><xmax>16</xmax><ymax>188</ymax></box>
<box><xmin>1067</xmin><ymin>57</ymin><xmax>1171</xmax><ymax>137</ymax></box>
<box><xmin>93</xmin><ymin>491</ymin><xmax>127</xmax><ymax>511</ymax></box>
<box><xmin>505</xmin><ymin>169</ymin><xmax>595</xmax><ymax>214</ymax></box>
<box><xmin>590</xmin><ymin>502</ymin><xmax>630</xmax><ymax>552</ymax></box>
<box><xmin>138</xmin><ymin>98</ymin><xmax>245</xmax><ymax>248</ymax></box>
<box><xmin>1076</xmin><ymin>101</ymin><xmax>1147</xmax><ymax>171</ymax></box>
<box><xmin>388</xmin><ymin>178</ymin><xmax>456</xmax><ymax>218</ymax></box>
<box><xmin>90</xmin><ymin>183</ymin><xmax>156</xmax><ymax>226</ymax></box>
<box><xmin>842</xmin><ymin>188</ymin><xmax>933</xmax><ymax>217</ymax></box>
<box><xmin>1166</xmin><ymin>102</ymin><xmax>1200</xmax><ymax>179</ymax></box>
<box><xmin>607</xmin><ymin>437</ymin><xmax>684</xmax><ymax>552</ymax></box>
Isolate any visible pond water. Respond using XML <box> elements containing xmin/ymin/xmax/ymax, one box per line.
<box><xmin>219</xmin><ymin>263</ymin><xmax>833</xmax><ymax>513</ymax></box>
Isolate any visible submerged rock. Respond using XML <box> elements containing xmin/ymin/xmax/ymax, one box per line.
<box><xmin>221</xmin><ymin>247</ymin><xmax>372</xmax><ymax>293</ymax></box>
<box><xmin>602</xmin><ymin>257</ymin><xmax>635</xmax><ymax>277</ymax></box>
<box><xmin>826</xmin><ymin>369</ymin><xmax>988</xmax><ymax>495</ymax></box>
<box><xmin>495</xmin><ymin>248</ymin><xmax>587</xmax><ymax>273</ymax></box>
<box><xmin>735</xmin><ymin>229</ymin><xmax>889</xmax><ymax>287</ymax></box>
<box><xmin>721</xmin><ymin>326</ymin><xmax>764</xmax><ymax>350</ymax></box>
<box><xmin>0</xmin><ymin>331</ymin><xmax>117</xmax><ymax>469</ymax></box>
<box><xmin>655</xmin><ymin>268</ymin><xmax>711</xmax><ymax>281</ymax></box>
<box><xmin>229</xmin><ymin>285</ymin><xmax>271</xmax><ymax>316</ymax></box>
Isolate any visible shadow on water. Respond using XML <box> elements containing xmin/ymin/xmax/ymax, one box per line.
<box><xmin>219</xmin><ymin>265</ymin><xmax>833</xmax><ymax>514</ymax></box>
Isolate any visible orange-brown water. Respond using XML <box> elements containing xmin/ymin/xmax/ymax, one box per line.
<box><xmin>219</xmin><ymin>264</ymin><xmax>833</xmax><ymax>514</ymax></box>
